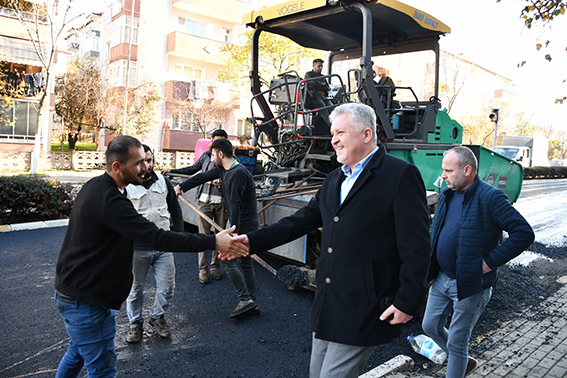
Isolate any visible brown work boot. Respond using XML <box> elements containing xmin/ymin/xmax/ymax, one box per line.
<box><xmin>126</xmin><ymin>322</ymin><xmax>142</xmax><ymax>343</ymax></box>
<box><xmin>210</xmin><ymin>267</ymin><xmax>222</xmax><ymax>280</ymax></box>
<box><xmin>465</xmin><ymin>357</ymin><xmax>478</xmax><ymax>376</ymax></box>
<box><xmin>199</xmin><ymin>269</ymin><xmax>209</xmax><ymax>284</ymax></box>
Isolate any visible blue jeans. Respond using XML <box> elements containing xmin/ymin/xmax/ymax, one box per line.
<box><xmin>126</xmin><ymin>249</ymin><xmax>175</xmax><ymax>323</ymax></box>
<box><xmin>309</xmin><ymin>333</ymin><xmax>376</xmax><ymax>378</ymax></box>
<box><xmin>55</xmin><ymin>294</ymin><xmax>117</xmax><ymax>378</ymax></box>
<box><xmin>422</xmin><ymin>272</ymin><xmax>492</xmax><ymax>378</ymax></box>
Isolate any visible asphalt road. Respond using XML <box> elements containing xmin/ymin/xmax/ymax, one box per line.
<box><xmin>1</xmin><ymin>178</ymin><xmax>565</xmax><ymax>378</ymax></box>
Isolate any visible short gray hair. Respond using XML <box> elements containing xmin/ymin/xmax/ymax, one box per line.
<box><xmin>329</xmin><ymin>103</ymin><xmax>377</xmax><ymax>144</ymax></box>
<box><xmin>445</xmin><ymin>146</ymin><xmax>478</xmax><ymax>173</ymax></box>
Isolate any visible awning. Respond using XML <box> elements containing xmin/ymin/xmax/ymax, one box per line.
<box><xmin>0</xmin><ymin>36</ymin><xmax>47</xmax><ymax>67</ymax></box>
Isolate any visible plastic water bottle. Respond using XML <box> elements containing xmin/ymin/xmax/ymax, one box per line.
<box><xmin>407</xmin><ymin>333</ymin><xmax>447</xmax><ymax>364</ymax></box>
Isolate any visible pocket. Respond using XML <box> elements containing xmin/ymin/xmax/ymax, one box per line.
<box><xmin>363</xmin><ymin>260</ymin><xmax>378</xmax><ymax>303</ymax></box>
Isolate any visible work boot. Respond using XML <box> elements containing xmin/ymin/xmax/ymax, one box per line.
<box><xmin>149</xmin><ymin>314</ymin><xmax>171</xmax><ymax>338</ymax></box>
<box><xmin>228</xmin><ymin>299</ymin><xmax>257</xmax><ymax>319</ymax></box>
<box><xmin>126</xmin><ymin>322</ymin><xmax>142</xmax><ymax>343</ymax></box>
<box><xmin>465</xmin><ymin>357</ymin><xmax>478</xmax><ymax>376</ymax></box>
<box><xmin>235</xmin><ymin>303</ymin><xmax>260</xmax><ymax>319</ymax></box>
<box><xmin>199</xmin><ymin>269</ymin><xmax>209</xmax><ymax>284</ymax></box>
<box><xmin>210</xmin><ymin>267</ymin><xmax>222</xmax><ymax>280</ymax></box>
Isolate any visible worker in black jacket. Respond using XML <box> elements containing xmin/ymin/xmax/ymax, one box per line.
<box><xmin>54</xmin><ymin>135</ymin><xmax>247</xmax><ymax>378</ymax></box>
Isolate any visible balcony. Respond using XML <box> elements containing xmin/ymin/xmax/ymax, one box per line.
<box><xmin>495</xmin><ymin>89</ymin><xmax>517</xmax><ymax>105</ymax></box>
<box><xmin>164</xmin><ymin>79</ymin><xmax>240</xmax><ymax>111</ymax></box>
<box><xmin>167</xmin><ymin>32</ymin><xmax>224</xmax><ymax>65</ymax></box>
<box><xmin>0</xmin><ymin>6</ymin><xmax>50</xmax><ymax>41</ymax></box>
<box><xmin>110</xmin><ymin>43</ymin><xmax>137</xmax><ymax>63</ymax></box>
<box><xmin>171</xmin><ymin>0</ymin><xmax>245</xmax><ymax>23</ymax></box>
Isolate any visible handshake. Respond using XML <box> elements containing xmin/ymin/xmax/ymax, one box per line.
<box><xmin>214</xmin><ymin>226</ymin><xmax>251</xmax><ymax>260</ymax></box>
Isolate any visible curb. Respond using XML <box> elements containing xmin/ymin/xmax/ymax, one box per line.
<box><xmin>359</xmin><ymin>355</ymin><xmax>414</xmax><ymax>377</ymax></box>
<box><xmin>0</xmin><ymin>219</ymin><xmax>69</xmax><ymax>232</ymax></box>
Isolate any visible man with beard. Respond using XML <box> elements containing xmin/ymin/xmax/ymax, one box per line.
<box><xmin>125</xmin><ymin>144</ymin><xmax>183</xmax><ymax>343</ymax></box>
<box><xmin>177</xmin><ymin>138</ymin><xmax>260</xmax><ymax>319</ymax></box>
<box><xmin>304</xmin><ymin>58</ymin><xmax>332</xmax><ymax>123</ymax></box>
<box><xmin>54</xmin><ymin>136</ymin><xmax>248</xmax><ymax>377</ymax></box>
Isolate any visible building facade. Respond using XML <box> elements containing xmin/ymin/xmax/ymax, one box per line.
<box><xmin>96</xmin><ymin>0</ymin><xmax>248</xmax><ymax>152</ymax></box>
<box><xmin>0</xmin><ymin>0</ymin><xmax>51</xmax><ymax>152</ymax></box>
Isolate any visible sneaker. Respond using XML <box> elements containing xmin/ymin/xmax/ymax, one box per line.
<box><xmin>126</xmin><ymin>322</ymin><xmax>142</xmax><ymax>343</ymax></box>
<box><xmin>228</xmin><ymin>300</ymin><xmax>257</xmax><ymax>318</ymax></box>
<box><xmin>199</xmin><ymin>269</ymin><xmax>209</xmax><ymax>284</ymax></box>
<box><xmin>210</xmin><ymin>267</ymin><xmax>222</xmax><ymax>280</ymax></box>
<box><xmin>465</xmin><ymin>357</ymin><xmax>478</xmax><ymax>376</ymax></box>
<box><xmin>149</xmin><ymin>315</ymin><xmax>171</xmax><ymax>338</ymax></box>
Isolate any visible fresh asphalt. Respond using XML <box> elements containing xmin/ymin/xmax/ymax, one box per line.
<box><xmin>0</xmin><ymin>224</ymin><xmax>429</xmax><ymax>377</ymax></box>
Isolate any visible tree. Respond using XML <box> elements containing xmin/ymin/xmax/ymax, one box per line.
<box><xmin>515</xmin><ymin>117</ymin><xmax>539</xmax><ymax>136</ymax></box>
<box><xmin>219</xmin><ymin>29</ymin><xmax>322</xmax><ymax>89</ymax></box>
<box><xmin>0</xmin><ymin>56</ymin><xmax>27</xmax><ymax>129</ymax></box>
<box><xmin>55</xmin><ymin>57</ymin><xmax>102</xmax><ymax>149</ymax></box>
<box><xmin>102</xmin><ymin>83</ymin><xmax>161</xmax><ymax>138</ymax></box>
<box><xmin>165</xmin><ymin>80</ymin><xmax>234</xmax><ymax>138</ymax></box>
<box><xmin>7</xmin><ymin>0</ymin><xmax>85</xmax><ymax>126</ymax></box>
<box><xmin>505</xmin><ymin>0</ymin><xmax>567</xmax><ymax>103</ymax></box>
<box><xmin>460</xmin><ymin>106</ymin><xmax>507</xmax><ymax>147</ymax></box>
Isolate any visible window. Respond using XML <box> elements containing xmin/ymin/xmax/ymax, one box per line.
<box><xmin>173</xmin><ymin>65</ymin><xmax>204</xmax><ymax>81</ymax></box>
<box><xmin>178</xmin><ymin>17</ymin><xmax>206</xmax><ymax>37</ymax></box>
<box><xmin>172</xmin><ymin>113</ymin><xmax>201</xmax><ymax>132</ymax></box>
<box><xmin>237</xmin><ymin>119</ymin><xmax>252</xmax><ymax>137</ymax></box>
<box><xmin>0</xmin><ymin>100</ymin><xmax>40</xmax><ymax>140</ymax></box>
<box><xmin>109</xmin><ymin>60</ymin><xmax>137</xmax><ymax>86</ymax></box>
<box><xmin>223</xmin><ymin>28</ymin><xmax>231</xmax><ymax>43</ymax></box>
<box><xmin>111</xmin><ymin>15</ymin><xmax>139</xmax><ymax>47</ymax></box>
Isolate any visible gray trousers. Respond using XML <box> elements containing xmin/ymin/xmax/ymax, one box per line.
<box><xmin>309</xmin><ymin>333</ymin><xmax>376</xmax><ymax>378</ymax></box>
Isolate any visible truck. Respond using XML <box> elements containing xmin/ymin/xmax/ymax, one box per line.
<box><xmin>179</xmin><ymin>0</ymin><xmax>525</xmax><ymax>274</ymax></box>
<box><xmin>495</xmin><ymin>136</ymin><xmax>549</xmax><ymax>167</ymax></box>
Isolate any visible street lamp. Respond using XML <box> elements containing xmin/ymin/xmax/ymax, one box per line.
<box><xmin>490</xmin><ymin>108</ymin><xmax>500</xmax><ymax>149</ymax></box>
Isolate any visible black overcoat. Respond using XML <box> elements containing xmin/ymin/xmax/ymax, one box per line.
<box><xmin>249</xmin><ymin>146</ymin><xmax>431</xmax><ymax>346</ymax></box>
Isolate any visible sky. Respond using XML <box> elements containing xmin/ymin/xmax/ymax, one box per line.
<box><xmin>403</xmin><ymin>0</ymin><xmax>567</xmax><ymax>131</ymax></box>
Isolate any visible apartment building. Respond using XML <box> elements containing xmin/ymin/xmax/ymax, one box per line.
<box><xmin>0</xmin><ymin>0</ymin><xmax>50</xmax><ymax>152</ymax></box>
<box><xmin>97</xmin><ymin>0</ymin><xmax>248</xmax><ymax>152</ymax></box>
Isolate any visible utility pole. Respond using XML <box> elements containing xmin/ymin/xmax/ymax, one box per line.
<box><xmin>490</xmin><ymin>108</ymin><xmax>500</xmax><ymax>150</ymax></box>
<box><xmin>123</xmin><ymin>0</ymin><xmax>136</xmax><ymax>134</ymax></box>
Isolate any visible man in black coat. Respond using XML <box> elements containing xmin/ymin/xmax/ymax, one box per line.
<box><xmin>54</xmin><ymin>135</ymin><xmax>247</xmax><ymax>377</ymax></box>
<box><xmin>232</xmin><ymin>103</ymin><xmax>431</xmax><ymax>378</ymax></box>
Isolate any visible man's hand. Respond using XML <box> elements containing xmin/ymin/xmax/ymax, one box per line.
<box><xmin>218</xmin><ymin>234</ymin><xmax>249</xmax><ymax>260</ymax></box>
<box><xmin>160</xmin><ymin>169</ymin><xmax>170</xmax><ymax>175</ymax></box>
<box><xmin>174</xmin><ymin>184</ymin><xmax>182</xmax><ymax>197</ymax></box>
<box><xmin>213</xmin><ymin>179</ymin><xmax>222</xmax><ymax>186</ymax></box>
<box><xmin>379</xmin><ymin>305</ymin><xmax>413</xmax><ymax>325</ymax></box>
<box><xmin>215</xmin><ymin>226</ymin><xmax>248</xmax><ymax>258</ymax></box>
<box><xmin>482</xmin><ymin>259</ymin><xmax>492</xmax><ymax>274</ymax></box>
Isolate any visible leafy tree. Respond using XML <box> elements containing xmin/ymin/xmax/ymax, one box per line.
<box><xmin>505</xmin><ymin>0</ymin><xmax>566</xmax><ymax>103</ymax></box>
<box><xmin>548</xmin><ymin>139</ymin><xmax>561</xmax><ymax>159</ymax></box>
<box><xmin>55</xmin><ymin>57</ymin><xmax>102</xmax><ymax>149</ymax></box>
<box><xmin>219</xmin><ymin>29</ymin><xmax>322</xmax><ymax>88</ymax></box>
<box><xmin>461</xmin><ymin>108</ymin><xmax>500</xmax><ymax>147</ymax></box>
<box><xmin>0</xmin><ymin>59</ymin><xmax>27</xmax><ymax>129</ymax></box>
<box><xmin>515</xmin><ymin>118</ymin><xmax>539</xmax><ymax>136</ymax></box>
<box><xmin>102</xmin><ymin>84</ymin><xmax>161</xmax><ymax>138</ymax></box>
<box><xmin>165</xmin><ymin>81</ymin><xmax>232</xmax><ymax>138</ymax></box>
<box><xmin>6</xmin><ymin>0</ymin><xmax>85</xmax><ymax>125</ymax></box>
